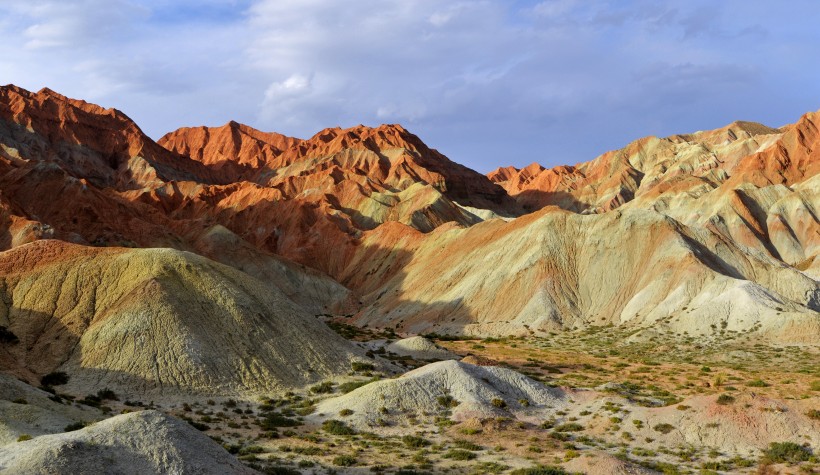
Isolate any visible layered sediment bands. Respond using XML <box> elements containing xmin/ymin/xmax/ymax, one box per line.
<box><xmin>344</xmin><ymin>207</ymin><xmax>819</xmax><ymax>342</ymax></box>
<box><xmin>0</xmin><ymin>240</ymin><xmax>367</xmax><ymax>397</ymax></box>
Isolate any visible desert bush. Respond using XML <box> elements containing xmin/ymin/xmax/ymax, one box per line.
<box><xmin>97</xmin><ymin>388</ymin><xmax>118</xmax><ymax>401</ymax></box>
<box><xmin>807</xmin><ymin>409</ymin><xmax>820</xmax><ymax>420</ymax></box>
<box><xmin>554</xmin><ymin>422</ymin><xmax>583</xmax><ymax>432</ymax></box>
<box><xmin>322</xmin><ymin>419</ymin><xmax>355</xmax><ymax>435</ymax></box>
<box><xmin>653</xmin><ymin>423</ymin><xmax>675</xmax><ymax>434</ymax></box>
<box><xmin>453</xmin><ymin>439</ymin><xmax>481</xmax><ymax>451</ymax></box>
<box><xmin>310</xmin><ymin>381</ymin><xmax>335</xmax><ymax>394</ymax></box>
<box><xmin>716</xmin><ymin>394</ymin><xmax>735</xmax><ymax>405</ymax></box>
<box><xmin>747</xmin><ymin>379</ymin><xmax>769</xmax><ymax>387</ymax></box>
<box><xmin>64</xmin><ymin>422</ymin><xmax>85</xmax><ymax>432</ymax></box>
<box><xmin>442</xmin><ymin>449</ymin><xmax>476</xmax><ymax>460</ymax></box>
<box><xmin>41</xmin><ymin>371</ymin><xmax>69</xmax><ymax>387</ymax></box>
<box><xmin>437</xmin><ymin>395</ymin><xmax>459</xmax><ymax>408</ymax></box>
<box><xmin>332</xmin><ymin>454</ymin><xmax>357</xmax><ymax>466</ymax></box>
<box><xmin>339</xmin><ymin>408</ymin><xmax>354</xmax><ymax>417</ymax></box>
<box><xmin>16</xmin><ymin>434</ymin><xmax>32</xmax><ymax>442</ymax></box>
<box><xmin>0</xmin><ymin>326</ymin><xmax>19</xmax><ymax>344</ymax></box>
<box><xmin>402</xmin><ymin>435</ymin><xmax>430</xmax><ymax>448</ymax></box>
<box><xmin>258</xmin><ymin>413</ymin><xmax>300</xmax><ymax>429</ymax></box>
<box><xmin>509</xmin><ymin>466</ymin><xmax>568</xmax><ymax>475</ymax></box>
<box><xmin>491</xmin><ymin>398</ymin><xmax>507</xmax><ymax>408</ymax></box>
<box><xmin>762</xmin><ymin>442</ymin><xmax>811</xmax><ymax>463</ymax></box>
<box><xmin>351</xmin><ymin>362</ymin><xmax>375</xmax><ymax>372</ymax></box>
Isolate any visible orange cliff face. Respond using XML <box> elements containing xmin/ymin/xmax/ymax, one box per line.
<box><xmin>488</xmin><ymin>118</ymin><xmax>817</xmax><ymax>214</ymax></box>
<box><xmin>0</xmin><ymin>85</ymin><xmax>517</xmax><ymax>277</ymax></box>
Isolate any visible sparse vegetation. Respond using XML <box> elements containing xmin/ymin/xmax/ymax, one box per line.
<box><xmin>762</xmin><ymin>442</ymin><xmax>812</xmax><ymax>463</ymax></box>
<box><xmin>322</xmin><ymin>419</ymin><xmax>355</xmax><ymax>436</ymax></box>
<box><xmin>41</xmin><ymin>371</ymin><xmax>69</xmax><ymax>387</ymax></box>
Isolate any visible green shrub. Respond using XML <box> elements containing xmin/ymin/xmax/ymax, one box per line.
<box><xmin>16</xmin><ymin>434</ymin><xmax>32</xmax><ymax>442</ymax></box>
<box><xmin>402</xmin><ymin>435</ymin><xmax>430</xmax><ymax>448</ymax></box>
<box><xmin>509</xmin><ymin>466</ymin><xmax>568</xmax><ymax>475</ymax></box>
<box><xmin>807</xmin><ymin>409</ymin><xmax>820</xmax><ymax>420</ymax></box>
<box><xmin>491</xmin><ymin>398</ymin><xmax>507</xmax><ymax>408</ymax></box>
<box><xmin>810</xmin><ymin>381</ymin><xmax>820</xmax><ymax>391</ymax></box>
<box><xmin>442</xmin><ymin>449</ymin><xmax>476</xmax><ymax>460</ymax></box>
<box><xmin>258</xmin><ymin>413</ymin><xmax>300</xmax><ymax>429</ymax></box>
<box><xmin>310</xmin><ymin>382</ymin><xmax>334</xmax><ymax>394</ymax></box>
<box><xmin>554</xmin><ymin>422</ymin><xmax>583</xmax><ymax>432</ymax></box>
<box><xmin>0</xmin><ymin>326</ymin><xmax>19</xmax><ymax>344</ymax></box>
<box><xmin>763</xmin><ymin>441</ymin><xmax>811</xmax><ymax>463</ymax></box>
<box><xmin>41</xmin><ymin>372</ymin><xmax>69</xmax><ymax>387</ymax></box>
<box><xmin>332</xmin><ymin>454</ymin><xmax>357</xmax><ymax>466</ymax></box>
<box><xmin>716</xmin><ymin>394</ymin><xmax>735</xmax><ymax>405</ymax></box>
<box><xmin>747</xmin><ymin>379</ymin><xmax>769</xmax><ymax>387</ymax></box>
<box><xmin>97</xmin><ymin>388</ymin><xmax>118</xmax><ymax>401</ymax></box>
<box><xmin>64</xmin><ymin>422</ymin><xmax>85</xmax><ymax>432</ymax></box>
<box><xmin>322</xmin><ymin>419</ymin><xmax>355</xmax><ymax>436</ymax></box>
<box><xmin>339</xmin><ymin>408</ymin><xmax>354</xmax><ymax>417</ymax></box>
<box><xmin>453</xmin><ymin>439</ymin><xmax>482</xmax><ymax>451</ymax></box>
<box><xmin>653</xmin><ymin>423</ymin><xmax>675</xmax><ymax>434</ymax></box>
<box><xmin>437</xmin><ymin>395</ymin><xmax>459</xmax><ymax>408</ymax></box>
<box><xmin>351</xmin><ymin>362</ymin><xmax>375</xmax><ymax>372</ymax></box>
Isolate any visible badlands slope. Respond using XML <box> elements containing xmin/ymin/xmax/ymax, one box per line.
<box><xmin>0</xmin><ymin>239</ymin><xmax>369</xmax><ymax>398</ymax></box>
<box><xmin>0</xmin><ymin>410</ymin><xmax>257</xmax><ymax>474</ymax></box>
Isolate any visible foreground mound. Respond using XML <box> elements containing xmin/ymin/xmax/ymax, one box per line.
<box><xmin>0</xmin><ymin>410</ymin><xmax>256</xmax><ymax>474</ymax></box>
<box><xmin>314</xmin><ymin>360</ymin><xmax>564</xmax><ymax>432</ymax></box>
<box><xmin>0</xmin><ymin>375</ymin><xmax>103</xmax><ymax>446</ymax></box>
<box><xmin>0</xmin><ymin>240</ymin><xmax>368</xmax><ymax>398</ymax></box>
<box><xmin>384</xmin><ymin>336</ymin><xmax>458</xmax><ymax>360</ymax></box>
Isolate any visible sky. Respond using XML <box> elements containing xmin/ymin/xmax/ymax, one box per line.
<box><xmin>1</xmin><ymin>0</ymin><xmax>819</xmax><ymax>173</ymax></box>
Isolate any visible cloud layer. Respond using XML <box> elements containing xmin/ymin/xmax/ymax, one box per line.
<box><xmin>1</xmin><ymin>0</ymin><xmax>818</xmax><ymax>171</ymax></box>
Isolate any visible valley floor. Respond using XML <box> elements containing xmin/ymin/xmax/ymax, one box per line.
<box><xmin>17</xmin><ymin>325</ymin><xmax>817</xmax><ymax>475</ymax></box>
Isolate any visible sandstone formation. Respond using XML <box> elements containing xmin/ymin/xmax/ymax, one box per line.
<box><xmin>0</xmin><ymin>375</ymin><xmax>104</xmax><ymax>446</ymax></box>
<box><xmin>313</xmin><ymin>360</ymin><xmax>565</xmax><ymax>432</ymax></box>
<box><xmin>0</xmin><ymin>410</ymin><xmax>257</xmax><ymax>474</ymax></box>
<box><xmin>0</xmin><ymin>82</ymin><xmax>817</xmax><ymax>361</ymax></box>
<box><xmin>384</xmin><ymin>336</ymin><xmax>459</xmax><ymax>360</ymax></box>
<box><xmin>0</xmin><ymin>239</ymin><xmax>370</xmax><ymax>398</ymax></box>
<box><xmin>344</xmin><ymin>207</ymin><xmax>819</xmax><ymax>342</ymax></box>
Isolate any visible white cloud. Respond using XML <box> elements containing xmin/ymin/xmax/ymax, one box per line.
<box><xmin>0</xmin><ymin>0</ymin><xmax>817</xmax><ymax>171</ymax></box>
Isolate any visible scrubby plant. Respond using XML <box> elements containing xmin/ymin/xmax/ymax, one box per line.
<box><xmin>747</xmin><ymin>379</ymin><xmax>769</xmax><ymax>387</ymax></box>
<box><xmin>442</xmin><ymin>449</ymin><xmax>476</xmax><ymax>460</ymax></box>
<box><xmin>351</xmin><ymin>361</ymin><xmax>375</xmax><ymax>372</ymax></box>
<box><xmin>491</xmin><ymin>398</ymin><xmax>507</xmax><ymax>408</ymax></box>
<box><xmin>332</xmin><ymin>454</ymin><xmax>357</xmax><ymax>466</ymax></box>
<box><xmin>322</xmin><ymin>419</ymin><xmax>355</xmax><ymax>435</ymax></box>
<box><xmin>716</xmin><ymin>394</ymin><xmax>735</xmax><ymax>405</ymax></box>
<box><xmin>64</xmin><ymin>422</ymin><xmax>85</xmax><ymax>432</ymax></box>
<box><xmin>509</xmin><ymin>466</ymin><xmax>568</xmax><ymax>475</ymax></box>
<box><xmin>16</xmin><ymin>434</ymin><xmax>32</xmax><ymax>442</ymax></box>
<box><xmin>96</xmin><ymin>388</ymin><xmax>118</xmax><ymax>401</ymax></box>
<box><xmin>436</xmin><ymin>394</ymin><xmax>459</xmax><ymax>408</ymax></box>
<box><xmin>762</xmin><ymin>442</ymin><xmax>812</xmax><ymax>463</ymax></box>
<box><xmin>339</xmin><ymin>408</ymin><xmax>354</xmax><ymax>417</ymax></box>
<box><xmin>41</xmin><ymin>371</ymin><xmax>69</xmax><ymax>387</ymax></box>
<box><xmin>653</xmin><ymin>423</ymin><xmax>675</xmax><ymax>434</ymax></box>
<box><xmin>554</xmin><ymin>422</ymin><xmax>583</xmax><ymax>432</ymax></box>
<box><xmin>402</xmin><ymin>435</ymin><xmax>430</xmax><ymax>448</ymax></box>
<box><xmin>453</xmin><ymin>439</ymin><xmax>482</xmax><ymax>451</ymax></box>
<box><xmin>0</xmin><ymin>326</ymin><xmax>19</xmax><ymax>344</ymax></box>
<box><xmin>309</xmin><ymin>381</ymin><xmax>335</xmax><ymax>394</ymax></box>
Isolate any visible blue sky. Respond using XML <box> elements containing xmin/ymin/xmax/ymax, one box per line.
<box><xmin>1</xmin><ymin>0</ymin><xmax>819</xmax><ymax>172</ymax></box>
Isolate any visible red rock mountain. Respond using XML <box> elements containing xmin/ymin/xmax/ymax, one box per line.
<box><xmin>0</xmin><ymin>84</ymin><xmax>817</xmax><ymax>345</ymax></box>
